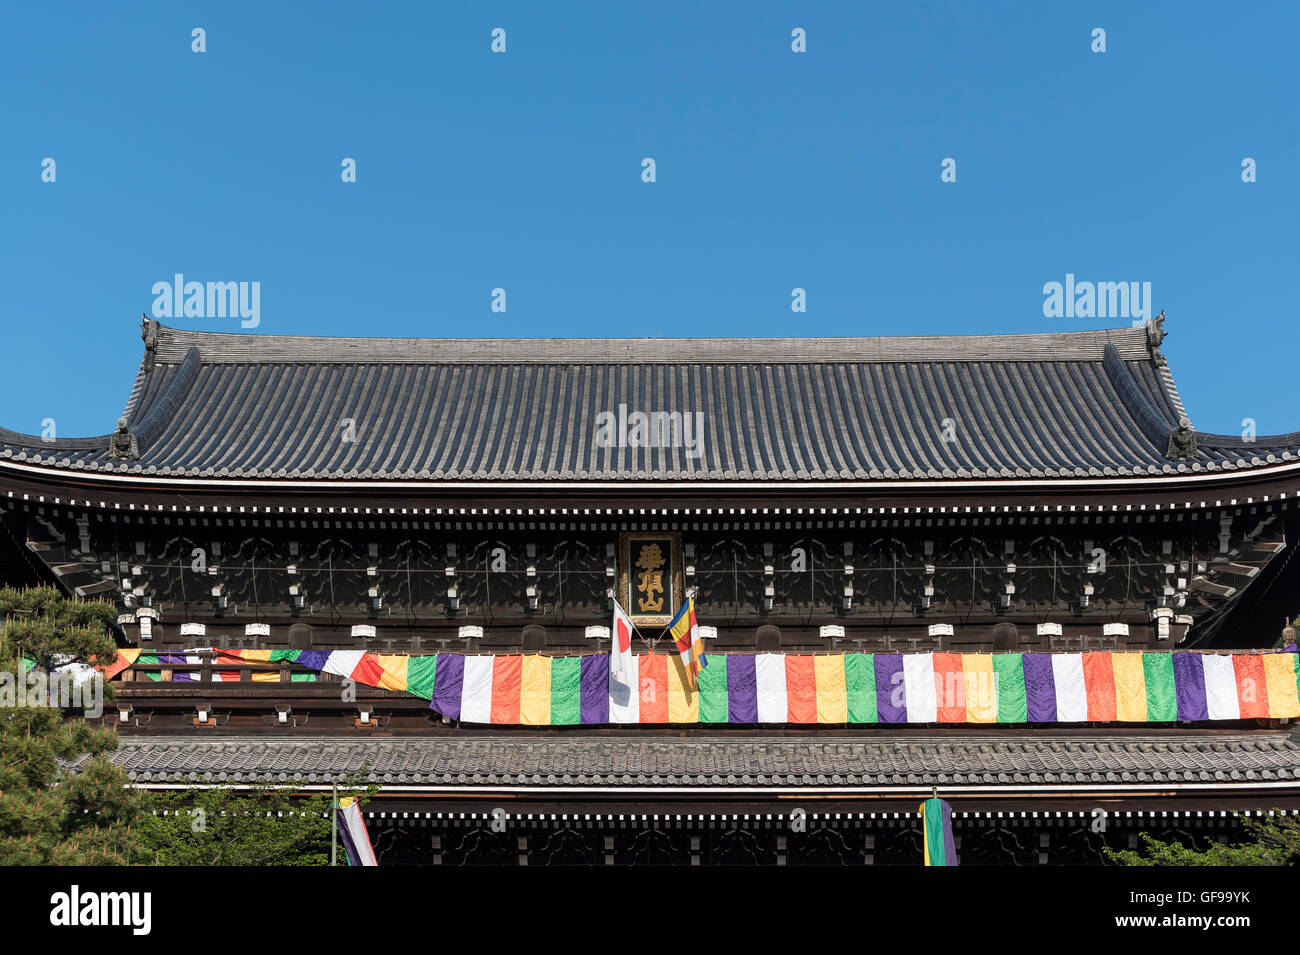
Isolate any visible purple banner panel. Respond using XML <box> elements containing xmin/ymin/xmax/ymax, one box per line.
<box><xmin>1172</xmin><ymin>652</ymin><xmax>1209</xmax><ymax>722</ymax></box>
<box><xmin>941</xmin><ymin>800</ymin><xmax>958</xmax><ymax>866</ymax></box>
<box><xmin>1023</xmin><ymin>654</ymin><xmax>1058</xmax><ymax>722</ymax></box>
<box><xmin>296</xmin><ymin>650</ymin><xmax>331</xmax><ymax>672</ymax></box>
<box><xmin>431</xmin><ymin>653</ymin><xmax>465</xmax><ymax>721</ymax></box>
<box><xmin>727</xmin><ymin>655</ymin><xmax>758</xmax><ymax>724</ymax></box>
<box><xmin>580</xmin><ymin>654</ymin><xmax>610</xmax><ymax>724</ymax></box>
<box><xmin>874</xmin><ymin>654</ymin><xmax>906</xmax><ymax>723</ymax></box>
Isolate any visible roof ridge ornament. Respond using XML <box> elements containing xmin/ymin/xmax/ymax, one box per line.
<box><xmin>141</xmin><ymin>314</ymin><xmax>159</xmax><ymax>371</ymax></box>
<box><xmin>1146</xmin><ymin>309</ymin><xmax>1167</xmax><ymax>366</ymax></box>
<box><xmin>108</xmin><ymin>416</ymin><xmax>139</xmax><ymax>460</ymax></box>
<box><xmin>1165</xmin><ymin>415</ymin><xmax>1196</xmax><ymax>460</ymax></box>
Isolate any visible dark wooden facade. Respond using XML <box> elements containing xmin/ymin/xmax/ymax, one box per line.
<box><xmin>7</xmin><ymin>317</ymin><xmax>1300</xmax><ymax>864</ymax></box>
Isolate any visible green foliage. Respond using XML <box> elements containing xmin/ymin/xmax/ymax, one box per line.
<box><xmin>0</xmin><ymin>585</ymin><xmax>121</xmax><ymax>675</ymax></box>
<box><xmin>0</xmin><ymin>586</ymin><xmax>143</xmax><ymax>864</ymax></box>
<box><xmin>1106</xmin><ymin>813</ymin><xmax>1300</xmax><ymax>866</ymax></box>
<box><xmin>135</xmin><ymin>780</ymin><xmax>377</xmax><ymax>866</ymax></box>
<box><xmin>0</xmin><ymin>585</ymin><xmax>379</xmax><ymax>866</ymax></box>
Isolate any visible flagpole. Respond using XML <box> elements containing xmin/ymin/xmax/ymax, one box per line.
<box><xmin>627</xmin><ymin>618</ymin><xmax>669</xmax><ymax>650</ymax></box>
<box><xmin>330</xmin><ymin>781</ymin><xmax>338</xmax><ymax>867</ymax></box>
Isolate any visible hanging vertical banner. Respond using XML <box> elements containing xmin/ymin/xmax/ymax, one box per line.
<box><xmin>610</xmin><ymin>599</ymin><xmax>636</xmax><ymax>685</ymax></box>
<box><xmin>336</xmin><ymin>797</ymin><xmax>378</xmax><ymax>867</ymax></box>
<box><xmin>920</xmin><ymin>797</ymin><xmax>958</xmax><ymax>867</ymax></box>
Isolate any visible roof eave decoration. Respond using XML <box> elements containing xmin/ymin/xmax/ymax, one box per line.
<box><xmin>1166</xmin><ymin>419</ymin><xmax>1198</xmax><ymax>461</ymax></box>
<box><xmin>1146</xmin><ymin>310</ymin><xmax>1168</xmax><ymax>366</ymax></box>
<box><xmin>107</xmin><ymin>418</ymin><xmax>138</xmax><ymax>459</ymax></box>
<box><xmin>140</xmin><ymin>314</ymin><xmax>159</xmax><ymax>372</ymax></box>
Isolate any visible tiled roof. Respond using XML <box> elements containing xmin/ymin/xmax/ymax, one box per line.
<box><xmin>4</xmin><ymin>321</ymin><xmax>1300</xmax><ymax>483</ymax></box>
<box><xmin>150</xmin><ymin>326</ymin><xmax>1157</xmax><ymax>365</ymax></box>
<box><xmin>100</xmin><ymin>733</ymin><xmax>1300</xmax><ymax>789</ymax></box>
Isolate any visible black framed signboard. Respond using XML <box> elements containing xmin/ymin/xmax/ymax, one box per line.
<box><xmin>617</xmin><ymin>531</ymin><xmax>685</xmax><ymax>628</ymax></box>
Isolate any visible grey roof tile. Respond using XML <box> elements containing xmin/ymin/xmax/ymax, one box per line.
<box><xmin>85</xmin><ymin>733</ymin><xmax>1300</xmax><ymax>790</ymax></box>
<box><xmin>6</xmin><ymin>322</ymin><xmax>1300</xmax><ymax>483</ymax></box>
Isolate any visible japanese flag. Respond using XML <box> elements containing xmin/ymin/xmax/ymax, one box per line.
<box><xmin>610</xmin><ymin>600</ymin><xmax>635</xmax><ymax>684</ymax></box>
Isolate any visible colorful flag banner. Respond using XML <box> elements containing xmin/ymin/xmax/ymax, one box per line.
<box><xmin>336</xmin><ymin>796</ymin><xmax>377</xmax><ymax>867</ymax></box>
<box><xmin>920</xmin><ymin>797</ymin><xmax>958</xmax><ymax>866</ymax></box>
<box><xmin>667</xmin><ymin>597</ymin><xmax>708</xmax><ymax>688</ymax></box>
<box><xmin>101</xmin><ymin>647</ymin><xmax>1300</xmax><ymax>727</ymax></box>
<box><xmin>667</xmin><ymin>600</ymin><xmax>693</xmax><ymax>680</ymax></box>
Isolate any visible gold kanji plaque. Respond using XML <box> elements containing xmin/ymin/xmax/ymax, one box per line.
<box><xmin>617</xmin><ymin>532</ymin><xmax>684</xmax><ymax>627</ymax></box>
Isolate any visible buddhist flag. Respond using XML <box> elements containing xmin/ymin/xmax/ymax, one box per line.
<box><xmin>336</xmin><ymin>797</ymin><xmax>378</xmax><ymax>866</ymax></box>
<box><xmin>667</xmin><ymin>596</ymin><xmax>708</xmax><ymax>688</ymax></box>
<box><xmin>610</xmin><ymin>599</ymin><xmax>636</xmax><ymax>684</ymax></box>
<box><xmin>688</xmin><ymin>599</ymin><xmax>708</xmax><ymax>681</ymax></box>
<box><xmin>920</xmin><ymin>797</ymin><xmax>958</xmax><ymax>866</ymax></box>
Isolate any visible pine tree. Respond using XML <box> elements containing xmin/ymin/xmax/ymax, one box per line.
<box><xmin>135</xmin><ymin>780</ymin><xmax>376</xmax><ymax>866</ymax></box>
<box><xmin>1106</xmin><ymin>813</ymin><xmax>1300</xmax><ymax>866</ymax></box>
<box><xmin>0</xmin><ymin>586</ymin><xmax>143</xmax><ymax>864</ymax></box>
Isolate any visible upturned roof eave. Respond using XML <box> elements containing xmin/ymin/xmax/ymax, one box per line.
<box><xmin>4</xmin><ymin>455</ymin><xmax>1300</xmax><ymax>502</ymax></box>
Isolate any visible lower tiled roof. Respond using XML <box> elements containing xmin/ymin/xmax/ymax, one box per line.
<box><xmin>100</xmin><ymin>733</ymin><xmax>1300</xmax><ymax>789</ymax></box>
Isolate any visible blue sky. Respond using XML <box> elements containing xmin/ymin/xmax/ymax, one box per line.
<box><xmin>2</xmin><ymin>1</ymin><xmax>1296</xmax><ymax>437</ymax></box>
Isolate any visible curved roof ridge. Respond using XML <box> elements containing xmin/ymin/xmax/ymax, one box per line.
<box><xmin>127</xmin><ymin>347</ymin><xmax>202</xmax><ymax>452</ymax></box>
<box><xmin>150</xmin><ymin>321</ymin><xmax>1155</xmax><ymax>365</ymax></box>
<box><xmin>118</xmin><ymin>355</ymin><xmax>149</xmax><ymax>426</ymax></box>
<box><xmin>1101</xmin><ymin>343</ymin><xmax>1179</xmax><ymax>451</ymax></box>
<box><xmin>0</xmin><ymin>346</ymin><xmax>202</xmax><ymax>455</ymax></box>
<box><xmin>0</xmin><ymin>427</ymin><xmax>111</xmax><ymax>452</ymax></box>
<box><xmin>1158</xmin><ymin>361</ymin><xmax>1192</xmax><ymax>429</ymax></box>
<box><xmin>1194</xmin><ymin>427</ymin><xmax>1300</xmax><ymax>449</ymax></box>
